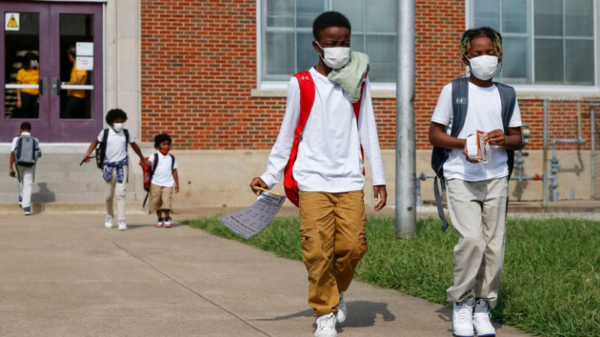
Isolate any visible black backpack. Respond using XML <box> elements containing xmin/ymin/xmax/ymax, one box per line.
<box><xmin>431</xmin><ymin>77</ymin><xmax>517</xmax><ymax>231</ymax></box>
<box><xmin>96</xmin><ymin>128</ymin><xmax>130</xmax><ymax>169</ymax></box>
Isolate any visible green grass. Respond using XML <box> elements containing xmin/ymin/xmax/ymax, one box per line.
<box><xmin>187</xmin><ymin>216</ymin><xmax>600</xmax><ymax>337</ymax></box>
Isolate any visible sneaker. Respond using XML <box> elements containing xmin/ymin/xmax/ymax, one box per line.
<box><xmin>452</xmin><ymin>298</ymin><xmax>475</xmax><ymax>337</ymax></box>
<box><xmin>118</xmin><ymin>220</ymin><xmax>127</xmax><ymax>231</ymax></box>
<box><xmin>473</xmin><ymin>300</ymin><xmax>496</xmax><ymax>337</ymax></box>
<box><xmin>23</xmin><ymin>206</ymin><xmax>31</xmax><ymax>216</ymax></box>
<box><xmin>336</xmin><ymin>292</ymin><xmax>347</xmax><ymax>324</ymax></box>
<box><xmin>156</xmin><ymin>218</ymin><xmax>164</xmax><ymax>228</ymax></box>
<box><xmin>314</xmin><ymin>313</ymin><xmax>337</xmax><ymax>337</ymax></box>
<box><xmin>164</xmin><ymin>217</ymin><xmax>172</xmax><ymax>228</ymax></box>
<box><xmin>105</xmin><ymin>215</ymin><xmax>114</xmax><ymax>229</ymax></box>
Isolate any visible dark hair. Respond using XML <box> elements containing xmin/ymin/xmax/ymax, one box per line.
<box><xmin>68</xmin><ymin>46</ymin><xmax>76</xmax><ymax>58</ymax></box>
<box><xmin>312</xmin><ymin>11</ymin><xmax>351</xmax><ymax>41</ymax></box>
<box><xmin>20</xmin><ymin>122</ymin><xmax>32</xmax><ymax>131</ymax></box>
<box><xmin>105</xmin><ymin>109</ymin><xmax>128</xmax><ymax>125</ymax></box>
<box><xmin>22</xmin><ymin>52</ymin><xmax>39</xmax><ymax>71</ymax></box>
<box><xmin>460</xmin><ymin>27</ymin><xmax>503</xmax><ymax>62</ymax></box>
<box><xmin>154</xmin><ymin>134</ymin><xmax>172</xmax><ymax>149</ymax></box>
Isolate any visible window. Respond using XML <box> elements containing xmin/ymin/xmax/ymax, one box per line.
<box><xmin>470</xmin><ymin>0</ymin><xmax>596</xmax><ymax>86</ymax></box>
<box><xmin>260</xmin><ymin>0</ymin><xmax>398</xmax><ymax>84</ymax></box>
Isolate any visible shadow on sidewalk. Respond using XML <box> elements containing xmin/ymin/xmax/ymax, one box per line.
<box><xmin>254</xmin><ymin>301</ymin><xmax>396</xmax><ymax>328</ymax></box>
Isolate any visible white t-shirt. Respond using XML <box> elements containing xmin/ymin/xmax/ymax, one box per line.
<box><xmin>431</xmin><ymin>82</ymin><xmax>522</xmax><ymax>182</ymax></box>
<box><xmin>148</xmin><ymin>152</ymin><xmax>178</xmax><ymax>187</ymax></box>
<box><xmin>96</xmin><ymin>128</ymin><xmax>136</xmax><ymax>163</ymax></box>
<box><xmin>260</xmin><ymin>67</ymin><xmax>386</xmax><ymax>192</ymax></box>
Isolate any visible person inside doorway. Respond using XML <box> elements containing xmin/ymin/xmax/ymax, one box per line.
<box><xmin>62</xmin><ymin>46</ymin><xmax>88</xmax><ymax>119</ymax></box>
<box><xmin>15</xmin><ymin>52</ymin><xmax>40</xmax><ymax>119</ymax></box>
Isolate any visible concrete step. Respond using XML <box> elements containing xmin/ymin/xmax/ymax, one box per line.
<box><xmin>0</xmin><ymin>202</ymin><xmax>148</xmax><ymax>215</ymax></box>
<box><xmin>0</xmin><ymin>192</ymin><xmax>138</xmax><ymax>203</ymax></box>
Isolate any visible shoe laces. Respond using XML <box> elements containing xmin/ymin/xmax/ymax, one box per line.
<box><xmin>457</xmin><ymin>302</ymin><xmax>473</xmax><ymax>322</ymax></box>
<box><xmin>316</xmin><ymin>314</ymin><xmax>336</xmax><ymax>330</ymax></box>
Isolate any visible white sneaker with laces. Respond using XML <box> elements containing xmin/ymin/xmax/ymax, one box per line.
<box><xmin>118</xmin><ymin>220</ymin><xmax>127</xmax><ymax>231</ymax></box>
<box><xmin>452</xmin><ymin>298</ymin><xmax>475</xmax><ymax>337</ymax></box>
<box><xmin>314</xmin><ymin>313</ymin><xmax>337</xmax><ymax>337</ymax></box>
<box><xmin>336</xmin><ymin>292</ymin><xmax>347</xmax><ymax>324</ymax></box>
<box><xmin>105</xmin><ymin>215</ymin><xmax>114</xmax><ymax>228</ymax></box>
<box><xmin>473</xmin><ymin>299</ymin><xmax>496</xmax><ymax>337</ymax></box>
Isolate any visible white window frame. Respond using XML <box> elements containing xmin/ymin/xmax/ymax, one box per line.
<box><xmin>466</xmin><ymin>0</ymin><xmax>600</xmax><ymax>95</ymax></box>
<box><xmin>255</xmin><ymin>0</ymin><xmax>396</xmax><ymax>94</ymax></box>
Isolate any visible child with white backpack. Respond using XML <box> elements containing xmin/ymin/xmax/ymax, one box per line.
<box><xmin>9</xmin><ymin>122</ymin><xmax>41</xmax><ymax>216</ymax></box>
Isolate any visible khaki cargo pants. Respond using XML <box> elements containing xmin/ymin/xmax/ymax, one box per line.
<box><xmin>446</xmin><ymin>178</ymin><xmax>508</xmax><ymax>308</ymax></box>
<box><xmin>299</xmin><ymin>190</ymin><xmax>367</xmax><ymax>316</ymax></box>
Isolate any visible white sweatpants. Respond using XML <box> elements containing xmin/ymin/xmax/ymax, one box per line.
<box><xmin>16</xmin><ymin>166</ymin><xmax>35</xmax><ymax>208</ymax></box>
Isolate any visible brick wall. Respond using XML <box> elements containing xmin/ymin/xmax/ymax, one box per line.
<box><xmin>141</xmin><ymin>0</ymin><xmax>585</xmax><ymax>153</ymax></box>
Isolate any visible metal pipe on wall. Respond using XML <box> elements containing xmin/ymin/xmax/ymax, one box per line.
<box><xmin>592</xmin><ymin>105</ymin><xmax>596</xmax><ymax>200</ymax></box>
<box><xmin>542</xmin><ymin>99</ymin><xmax>549</xmax><ymax>207</ymax></box>
<box><xmin>395</xmin><ymin>0</ymin><xmax>416</xmax><ymax>238</ymax></box>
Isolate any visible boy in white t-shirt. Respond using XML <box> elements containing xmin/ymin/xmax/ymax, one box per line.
<box><xmin>429</xmin><ymin>27</ymin><xmax>523</xmax><ymax>337</ymax></box>
<box><xmin>83</xmin><ymin>109</ymin><xmax>149</xmax><ymax>231</ymax></box>
<box><xmin>250</xmin><ymin>12</ymin><xmax>387</xmax><ymax>337</ymax></box>
<box><xmin>8</xmin><ymin>122</ymin><xmax>41</xmax><ymax>216</ymax></box>
<box><xmin>147</xmin><ymin>134</ymin><xmax>179</xmax><ymax>228</ymax></box>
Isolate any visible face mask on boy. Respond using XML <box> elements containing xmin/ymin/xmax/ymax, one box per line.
<box><xmin>159</xmin><ymin>148</ymin><xmax>170</xmax><ymax>155</ymax></box>
<box><xmin>315</xmin><ymin>42</ymin><xmax>350</xmax><ymax>69</ymax></box>
<box><xmin>468</xmin><ymin>55</ymin><xmax>498</xmax><ymax>81</ymax></box>
<box><xmin>30</xmin><ymin>60</ymin><xmax>38</xmax><ymax>68</ymax></box>
<box><xmin>112</xmin><ymin>123</ymin><xmax>124</xmax><ymax>133</ymax></box>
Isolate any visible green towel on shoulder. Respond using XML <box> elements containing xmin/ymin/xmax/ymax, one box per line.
<box><xmin>328</xmin><ymin>51</ymin><xmax>370</xmax><ymax>103</ymax></box>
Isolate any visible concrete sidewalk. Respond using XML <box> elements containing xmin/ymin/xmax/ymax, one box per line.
<box><xmin>0</xmin><ymin>214</ymin><xmax>535</xmax><ymax>337</ymax></box>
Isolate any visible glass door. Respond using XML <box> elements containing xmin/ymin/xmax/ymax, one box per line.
<box><xmin>0</xmin><ymin>2</ymin><xmax>103</xmax><ymax>143</ymax></box>
<box><xmin>49</xmin><ymin>4</ymin><xmax>103</xmax><ymax>142</ymax></box>
<box><xmin>0</xmin><ymin>2</ymin><xmax>50</xmax><ymax>141</ymax></box>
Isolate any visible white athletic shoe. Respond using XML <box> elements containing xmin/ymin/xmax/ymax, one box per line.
<box><xmin>473</xmin><ymin>300</ymin><xmax>496</xmax><ymax>337</ymax></box>
<box><xmin>118</xmin><ymin>220</ymin><xmax>127</xmax><ymax>231</ymax></box>
<box><xmin>314</xmin><ymin>313</ymin><xmax>337</xmax><ymax>337</ymax></box>
<box><xmin>452</xmin><ymin>298</ymin><xmax>475</xmax><ymax>337</ymax></box>
<box><xmin>105</xmin><ymin>215</ymin><xmax>114</xmax><ymax>228</ymax></box>
<box><xmin>336</xmin><ymin>292</ymin><xmax>347</xmax><ymax>324</ymax></box>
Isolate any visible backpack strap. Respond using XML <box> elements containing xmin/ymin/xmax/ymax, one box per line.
<box><xmin>353</xmin><ymin>75</ymin><xmax>367</xmax><ymax>175</ymax></box>
<box><xmin>495</xmin><ymin>82</ymin><xmax>517</xmax><ymax>179</ymax></box>
<box><xmin>153</xmin><ymin>153</ymin><xmax>159</xmax><ymax>172</ymax></box>
<box><xmin>295</xmin><ymin>71</ymin><xmax>316</xmax><ymax>137</ymax></box>
<box><xmin>124</xmin><ymin>129</ymin><xmax>130</xmax><ymax>153</ymax></box>
<box><xmin>16</xmin><ymin>137</ymin><xmax>23</xmax><ymax>161</ymax></box>
<box><xmin>100</xmin><ymin>128</ymin><xmax>109</xmax><ymax>163</ymax></box>
<box><xmin>169</xmin><ymin>154</ymin><xmax>175</xmax><ymax>172</ymax></box>
<box><xmin>431</xmin><ymin>77</ymin><xmax>470</xmax><ymax>231</ymax></box>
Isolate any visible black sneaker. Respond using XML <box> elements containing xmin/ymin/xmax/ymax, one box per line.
<box><xmin>164</xmin><ymin>217</ymin><xmax>172</xmax><ymax>228</ymax></box>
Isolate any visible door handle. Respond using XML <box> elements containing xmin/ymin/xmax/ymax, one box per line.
<box><xmin>39</xmin><ymin>78</ymin><xmax>49</xmax><ymax>96</ymax></box>
<box><xmin>51</xmin><ymin>78</ymin><xmax>61</xmax><ymax>95</ymax></box>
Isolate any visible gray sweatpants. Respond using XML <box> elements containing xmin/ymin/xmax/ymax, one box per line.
<box><xmin>445</xmin><ymin>178</ymin><xmax>508</xmax><ymax>308</ymax></box>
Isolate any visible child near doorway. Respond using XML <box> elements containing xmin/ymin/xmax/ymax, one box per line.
<box><xmin>147</xmin><ymin>134</ymin><xmax>179</xmax><ymax>228</ymax></box>
<box><xmin>83</xmin><ymin>109</ymin><xmax>149</xmax><ymax>230</ymax></box>
<box><xmin>249</xmin><ymin>11</ymin><xmax>387</xmax><ymax>337</ymax></box>
<box><xmin>428</xmin><ymin>27</ymin><xmax>523</xmax><ymax>337</ymax></box>
<box><xmin>9</xmin><ymin>122</ymin><xmax>42</xmax><ymax>216</ymax></box>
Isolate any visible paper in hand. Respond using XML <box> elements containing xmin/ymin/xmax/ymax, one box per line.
<box><xmin>219</xmin><ymin>192</ymin><xmax>287</xmax><ymax>239</ymax></box>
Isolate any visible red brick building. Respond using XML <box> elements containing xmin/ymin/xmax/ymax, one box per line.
<box><xmin>1</xmin><ymin>0</ymin><xmax>597</xmax><ymax>207</ymax></box>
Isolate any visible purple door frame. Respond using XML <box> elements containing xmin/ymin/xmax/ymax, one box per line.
<box><xmin>0</xmin><ymin>2</ymin><xmax>103</xmax><ymax>143</ymax></box>
<box><xmin>49</xmin><ymin>3</ymin><xmax>103</xmax><ymax>143</ymax></box>
<box><xmin>0</xmin><ymin>2</ymin><xmax>51</xmax><ymax>142</ymax></box>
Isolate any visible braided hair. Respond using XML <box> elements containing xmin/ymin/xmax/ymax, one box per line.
<box><xmin>460</xmin><ymin>27</ymin><xmax>503</xmax><ymax>64</ymax></box>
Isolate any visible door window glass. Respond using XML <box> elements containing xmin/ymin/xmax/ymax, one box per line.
<box><xmin>60</xmin><ymin>14</ymin><xmax>94</xmax><ymax>119</ymax></box>
<box><xmin>4</xmin><ymin>13</ymin><xmax>40</xmax><ymax>119</ymax></box>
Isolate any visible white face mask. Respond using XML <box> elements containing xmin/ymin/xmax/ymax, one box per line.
<box><xmin>316</xmin><ymin>42</ymin><xmax>350</xmax><ymax>69</ymax></box>
<box><xmin>30</xmin><ymin>60</ymin><xmax>38</xmax><ymax>68</ymax></box>
<box><xmin>468</xmin><ymin>55</ymin><xmax>499</xmax><ymax>81</ymax></box>
<box><xmin>112</xmin><ymin>123</ymin><xmax>124</xmax><ymax>133</ymax></box>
